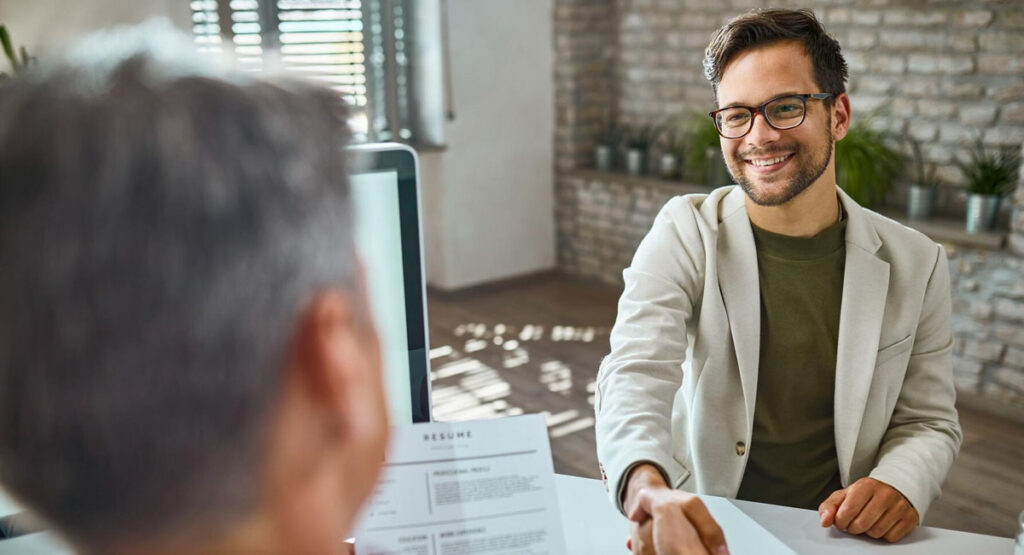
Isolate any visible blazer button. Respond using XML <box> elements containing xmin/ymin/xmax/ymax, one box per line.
<box><xmin>735</xmin><ymin>441</ymin><xmax>746</xmax><ymax>456</ymax></box>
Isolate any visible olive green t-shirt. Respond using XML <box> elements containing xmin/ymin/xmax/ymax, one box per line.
<box><xmin>736</xmin><ymin>216</ymin><xmax>847</xmax><ymax>510</ymax></box>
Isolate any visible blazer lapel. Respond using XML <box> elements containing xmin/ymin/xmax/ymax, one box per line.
<box><xmin>833</xmin><ymin>189</ymin><xmax>889</xmax><ymax>484</ymax></box>
<box><xmin>716</xmin><ymin>188</ymin><xmax>761</xmax><ymax>429</ymax></box>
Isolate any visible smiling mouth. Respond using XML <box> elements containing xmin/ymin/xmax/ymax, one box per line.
<box><xmin>744</xmin><ymin>153</ymin><xmax>795</xmax><ymax>171</ymax></box>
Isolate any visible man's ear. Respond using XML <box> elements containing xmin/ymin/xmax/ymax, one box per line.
<box><xmin>290</xmin><ymin>290</ymin><xmax>374</xmax><ymax>436</ymax></box>
<box><xmin>832</xmin><ymin>93</ymin><xmax>852</xmax><ymax>142</ymax></box>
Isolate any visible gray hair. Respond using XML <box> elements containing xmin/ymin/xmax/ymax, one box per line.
<box><xmin>0</xmin><ymin>22</ymin><xmax>356</xmax><ymax>549</ymax></box>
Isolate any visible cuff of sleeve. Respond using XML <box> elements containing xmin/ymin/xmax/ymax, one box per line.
<box><xmin>616</xmin><ymin>460</ymin><xmax>671</xmax><ymax>516</ymax></box>
<box><xmin>868</xmin><ymin>465</ymin><xmax>931</xmax><ymax>524</ymax></box>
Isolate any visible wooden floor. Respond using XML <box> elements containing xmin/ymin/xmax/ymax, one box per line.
<box><xmin>426</xmin><ymin>274</ymin><xmax>1024</xmax><ymax>538</ymax></box>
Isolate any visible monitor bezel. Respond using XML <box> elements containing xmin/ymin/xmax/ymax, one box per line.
<box><xmin>346</xmin><ymin>143</ymin><xmax>432</xmax><ymax>424</ymax></box>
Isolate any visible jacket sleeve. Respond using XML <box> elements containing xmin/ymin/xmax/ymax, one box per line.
<box><xmin>868</xmin><ymin>243</ymin><xmax>963</xmax><ymax>522</ymax></box>
<box><xmin>594</xmin><ymin>197</ymin><xmax>706</xmax><ymax>514</ymax></box>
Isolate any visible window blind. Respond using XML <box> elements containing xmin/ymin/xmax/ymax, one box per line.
<box><xmin>190</xmin><ymin>0</ymin><xmax>443</xmax><ymax>145</ymax></box>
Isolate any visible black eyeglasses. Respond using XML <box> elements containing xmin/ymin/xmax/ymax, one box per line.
<box><xmin>708</xmin><ymin>93</ymin><xmax>835</xmax><ymax>139</ymax></box>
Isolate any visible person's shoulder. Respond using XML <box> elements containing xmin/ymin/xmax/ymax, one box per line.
<box><xmin>858</xmin><ymin>207</ymin><xmax>944</xmax><ymax>265</ymax></box>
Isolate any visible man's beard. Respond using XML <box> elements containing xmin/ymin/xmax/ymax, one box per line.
<box><xmin>726</xmin><ymin>122</ymin><xmax>834</xmax><ymax>207</ymax></box>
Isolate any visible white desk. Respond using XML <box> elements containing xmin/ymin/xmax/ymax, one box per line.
<box><xmin>555</xmin><ymin>473</ymin><xmax>1015</xmax><ymax>554</ymax></box>
<box><xmin>1</xmin><ymin>475</ymin><xmax>1015</xmax><ymax>554</ymax></box>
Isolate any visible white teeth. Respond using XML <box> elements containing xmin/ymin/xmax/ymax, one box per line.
<box><xmin>750</xmin><ymin>155</ymin><xmax>789</xmax><ymax>167</ymax></box>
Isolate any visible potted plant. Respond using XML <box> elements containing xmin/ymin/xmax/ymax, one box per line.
<box><xmin>657</xmin><ymin>123</ymin><xmax>685</xmax><ymax>179</ymax></box>
<box><xmin>682</xmin><ymin>112</ymin><xmax>727</xmax><ymax>187</ymax></box>
<box><xmin>834</xmin><ymin>118</ymin><xmax>902</xmax><ymax>207</ymax></box>
<box><xmin>623</xmin><ymin>123</ymin><xmax>662</xmax><ymax>176</ymax></box>
<box><xmin>904</xmin><ymin>137</ymin><xmax>942</xmax><ymax>220</ymax></box>
<box><xmin>955</xmin><ymin>138</ymin><xmax>1021</xmax><ymax>233</ymax></box>
<box><xmin>593</xmin><ymin>119</ymin><xmax>620</xmax><ymax>172</ymax></box>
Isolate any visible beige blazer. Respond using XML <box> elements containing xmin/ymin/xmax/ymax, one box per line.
<box><xmin>594</xmin><ymin>185</ymin><xmax>962</xmax><ymax>522</ymax></box>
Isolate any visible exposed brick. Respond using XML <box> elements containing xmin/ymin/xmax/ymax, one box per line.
<box><xmin>879</xmin><ymin>30</ymin><xmax>944</xmax><ymax>50</ymax></box>
<box><xmin>847</xmin><ymin>30</ymin><xmax>877</xmax><ymax>49</ymax></box>
<box><xmin>979</xmin><ymin>54</ymin><xmax>1024</xmax><ymax>75</ymax></box>
<box><xmin>851</xmin><ymin>11</ymin><xmax>882</xmax><ymax>26</ymax></box>
<box><xmin>950</xmin><ymin>33</ymin><xmax>977</xmax><ymax>53</ymax></box>
<box><xmin>953</xmin><ymin>355</ymin><xmax>983</xmax><ymax>376</ymax></box>
<box><xmin>826</xmin><ymin>7</ymin><xmax>852</xmax><ymax>25</ymax></box>
<box><xmin>844</xmin><ymin>51</ymin><xmax>870</xmax><ymax>74</ymax></box>
<box><xmin>1006</xmin><ymin>347</ymin><xmax>1024</xmax><ymax>370</ymax></box>
<box><xmin>890</xmin><ymin>97</ymin><xmax>916</xmax><ymax>118</ymax></box>
<box><xmin>901</xmin><ymin>78</ymin><xmax>939</xmax><ymax>97</ymax></box>
<box><xmin>918</xmin><ymin>100</ymin><xmax>957</xmax><ymax>119</ymax></box>
<box><xmin>1000</xmin><ymin>10</ymin><xmax>1024</xmax><ymax>29</ymax></box>
<box><xmin>983</xmin><ymin>127</ymin><xmax>1024</xmax><ymax>147</ymax></box>
<box><xmin>1011</xmin><ymin>233</ymin><xmax>1024</xmax><ymax>258</ymax></box>
<box><xmin>940</xmin><ymin>80</ymin><xmax>984</xmax><ymax>100</ymax></box>
<box><xmin>908</xmin><ymin>122</ymin><xmax>938</xmax><ymax>142</ymax></box>
<box><xmin>678</xmin><ymin>12</ymin><xmax>719</xmax><ymax>28</ymax></box>
<box><xmin>954</xmin><ymin>373</ymin><xmax>980</xmax><ymax>392</ymax></box>
<box><xmin>883</xmin><ymin>9</ymin><xmax>947</xmax><ymax>27</ymax></box>
<box><xmin>969</xmin><ymin>300</ymin><xmax>994</xmax><ymax>320</ymax></box>
<box><xmin>981</xmin><ymin>382</ymin><xmax>1024</xmax><ymax>407</ymax></box>
<box><xmin>849</xmin><ymin>94</ymin><xmax>888</xmax><ymax>113</ymax></box>
<box><xmin>959</xmin><ymin>104</ymin><xmax>998</xmax><ymax>126</ymax></box>
<box><xmin>952</xmin><ymin>10</ymin><xmax>993</xmax><ymax>28</ymax></box>
<box><xmin>926</xmin><ymin>144</ymin><xmax>955</xmax><ymax>165</ymax></box>
<box><xmin>870</xmin><ymin>55</ymin><xmax>906</xmax><ymax>74</ymax></box>
<box><xmin>989</xmin><ymin>81</ymin><xmax>1024</xmax><ymax>102</ymax></box>
<box><xmin>1002</xmin><ymin>102</ymin><xmax>1024</xmax><ymax>124</ymax></box>
<box><xmin>907</xmin><ymin>54</ymin><xmax>973</xmax><ymax>75</ymax></box>
<box><xmin>980</xmin><ymin>32</ymin><xmax>1024</xmax><ymax>53</ymax></box>
<box><xmin>856</xmin><ymin>78</ymin><xmax>894</xmax><ymax>95</ymax></box>
<box><xmin>994</xmin><ymin>297</ymin><xmax>1024</xmax><ymax>323</ymax></box>
<box><xmin>962</xmin><ymin>339</ymin><xmax>1005</xmax><ymax>363</ymax></box>
<box><xmin>994</xmin><ymin>367</ymin><xmax>1024</xmax><ymax>392</ymax></box>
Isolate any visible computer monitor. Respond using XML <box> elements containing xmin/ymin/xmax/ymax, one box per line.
<box><xmin>346</xmin><ymin>143</ymin><xmax>432</xmax><ymax>424</ymax></box>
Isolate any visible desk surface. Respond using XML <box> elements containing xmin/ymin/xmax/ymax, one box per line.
<box><xmin>1</xmin><ymin>475</ymin><xmax>1015</xmax><ymax>554</ymax></box>
<box><xmin>555</xmin><ymin>474</ymin><xmax>1015</xmax><ymax>554</ymax></box>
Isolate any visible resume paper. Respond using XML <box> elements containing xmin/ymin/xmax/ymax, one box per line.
<box><xmin>354</xmin><ymin>414</ymin><xmax>566</xmax><ymax>555</ymax></box>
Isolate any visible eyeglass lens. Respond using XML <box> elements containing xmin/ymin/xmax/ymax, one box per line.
<box><xmin>715</xmin><ymin>96</ymin><xmax>807</xmax><ymax>138</ymax></box>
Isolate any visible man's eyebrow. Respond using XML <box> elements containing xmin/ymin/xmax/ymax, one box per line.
<box><xmin>719</xmin><ymin>91</ymin><xmax>802</xmax><ymax>109</ymax></box>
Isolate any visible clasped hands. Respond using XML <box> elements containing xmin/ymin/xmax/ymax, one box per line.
<box><xmin>623</xmin><ymin>464</ymin><xmax>918</xmax><ymax>554</ymax></box>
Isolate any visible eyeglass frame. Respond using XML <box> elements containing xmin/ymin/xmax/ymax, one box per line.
<box><xmin>708</xmin><ymin>93</ymin><xmax>836</xmax><ymax>139</ymax></box>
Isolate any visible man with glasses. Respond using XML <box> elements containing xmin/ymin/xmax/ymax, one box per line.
<box><xmin>594</xmin><ymin>9</ymin><xmax>961</xmax><ymax>554</ymax></box>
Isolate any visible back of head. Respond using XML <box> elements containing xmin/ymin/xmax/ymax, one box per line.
<box><xmin>703</xmin><ymin>8</ymin><xmax>847</xmax><ymax>99</ymax></box>
<box><xmin>0</xmin><ymin>20</ymin><xmax>355</xmax><ymax>550</ymax></box>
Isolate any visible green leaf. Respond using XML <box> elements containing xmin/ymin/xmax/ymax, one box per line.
<box><xmin>954</xmin><ymin>137</ymin><xmax>1021</xmax><ymax>196</ymax></box>
<box><xmin>835</xmin><ymin>119</ymin><xmax>901</xmax><ymax>207</ymax></box>
<box><xmin>0</xmin><ymin>25</ymin><xmax>19</xmax><ymax>73</ymax></box>
<box><xmin>682</xmin><ymin>111</ymin><xmax>721</xmax><ymax>184</ymax></box>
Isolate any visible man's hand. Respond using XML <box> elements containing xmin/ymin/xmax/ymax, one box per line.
<box><xmin>623</xmin><ymin>464</ymin><xmax>728</xmax><ymax>554</ymax></box>
<box><xmin>818</xmin><ymin>477</ymin><xmax>919</xmax><ymax>542</ymax></box>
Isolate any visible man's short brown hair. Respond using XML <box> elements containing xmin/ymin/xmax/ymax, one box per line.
<box><xmin>703</xmin><ymin>8</ymin><xmax>848</xmax><ymax>100</ymax></box>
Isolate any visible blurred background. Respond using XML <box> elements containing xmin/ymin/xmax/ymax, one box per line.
<box><xmin>1</xmin><ymin>0</ymin><xmax>1022</xmax><ymax>539</ymax></box>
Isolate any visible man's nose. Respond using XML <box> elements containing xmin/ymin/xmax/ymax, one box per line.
<box><xmin>745</xmin><ymin>112</ymin><xmax>782</xmax><ymax>147</ymax></box>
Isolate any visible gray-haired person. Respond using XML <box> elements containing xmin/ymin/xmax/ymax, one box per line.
<box><xmin>0</xmin><ymin>23</ymin><xmax>388</xmax><ymax>554</ymax></box>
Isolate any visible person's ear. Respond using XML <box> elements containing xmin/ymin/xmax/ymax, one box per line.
<box><xmin>831</xmin><ymin>93</ymin><xmax>851</xmax><ymax>142</ymax></box>
<box><xmin>291</xmin><ymin>289</ymin><xmax>383</xmax><ymax>443</ymax></box>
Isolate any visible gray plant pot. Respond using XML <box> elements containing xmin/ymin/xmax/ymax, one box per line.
<box><xmin>705</xmin><ymin>146</ymin><xmax>730</xmax><ymax>187</ymax></box>
<box><xmin>594</xmin><ymin>144</ymin><xmax>613</xmax><ymax>172</ymax></box>
<box><xmin>626</xmin><ymin>148</ymin><xmax>647</xmax><ymax>176</ymax></box>
<box><xmin>659</xmin><ymin>152</ymin><xmax>679</xmax><ymax>179</ymax></box>
<box><xmin>906</xmin><ymin>184</ymin><xmax>937</xmax><ymax>220</ymax></box>
<box><xmin>965</xmin><ymin>193</ymin><xmax>1001</xmax><ymax>233</ymax></box>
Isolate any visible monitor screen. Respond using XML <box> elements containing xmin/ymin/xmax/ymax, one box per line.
<box><xmin>347</xmin><ymin>145</ymin><xmax>431</xmax><ymax>424</ymax></box>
